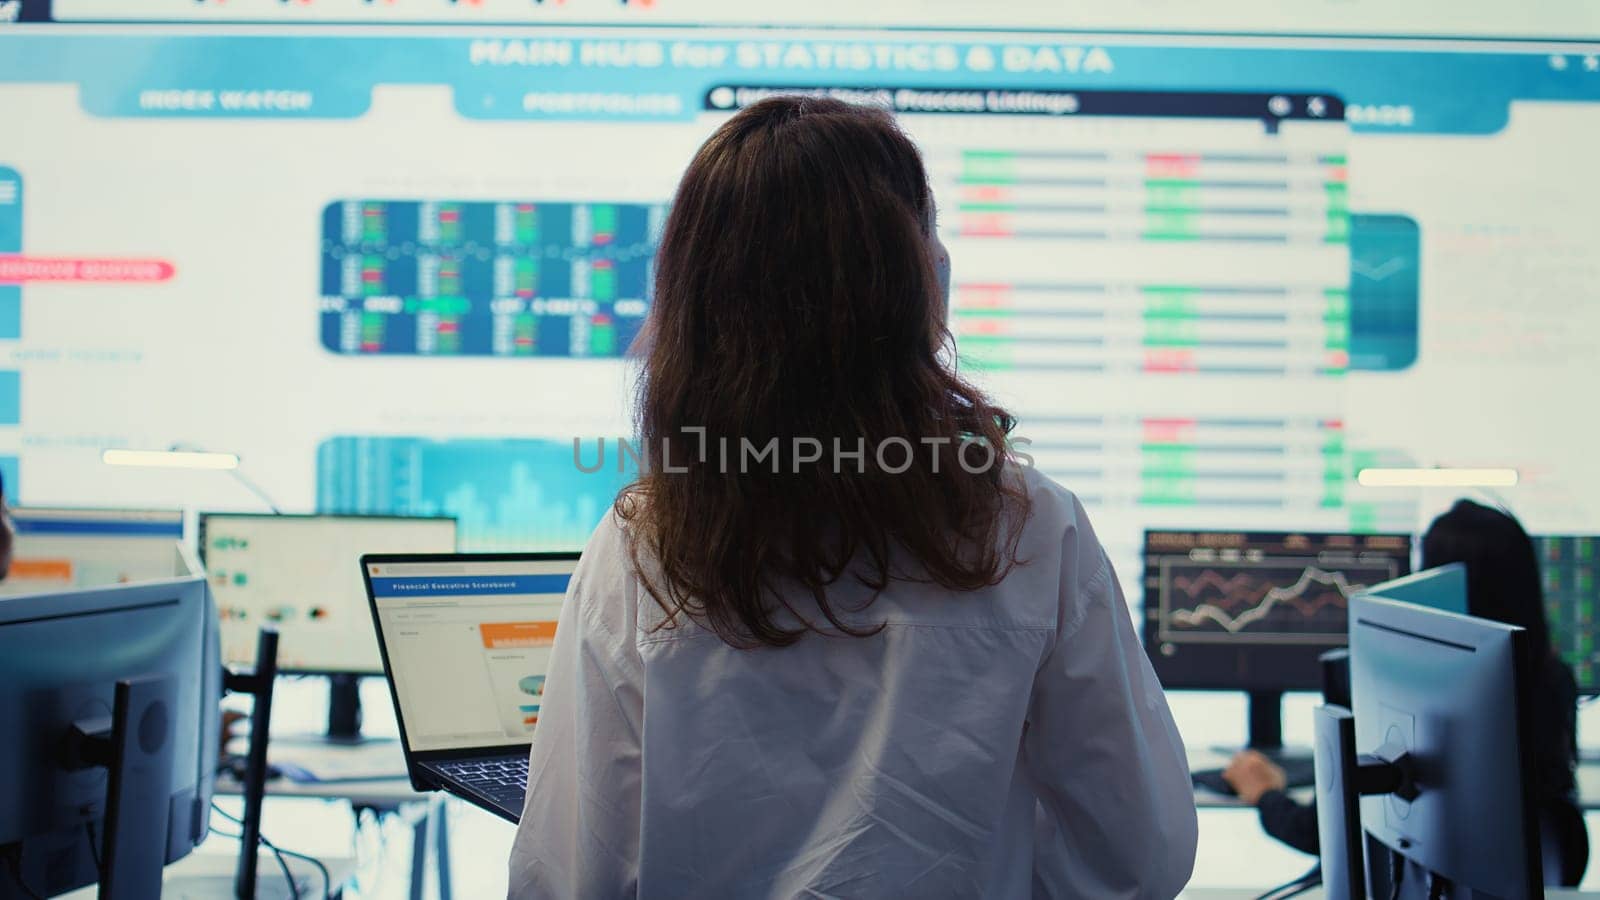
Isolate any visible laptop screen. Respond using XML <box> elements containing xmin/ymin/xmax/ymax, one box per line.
<box><xmin>366</xmin><ymin>555</ymin><xmax>577</xmax><ymax>754</ymax></box>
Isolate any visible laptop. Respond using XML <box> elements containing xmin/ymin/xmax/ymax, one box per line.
<box><xmin>362</xmin><ymin>551</ymin><xmax>579</xmax><ymax>822</ymax></box>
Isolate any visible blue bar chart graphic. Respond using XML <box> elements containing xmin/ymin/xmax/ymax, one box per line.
<box><xmin>317</xmin><ymin>435</ymin><xmax>636</xmax><ymax>550</ymax></box>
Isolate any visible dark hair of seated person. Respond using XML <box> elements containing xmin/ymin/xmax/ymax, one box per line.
<box><xmin>1423</xmin><ymin>500</ymin><xmax>1575</xmax><ymax>798</ymax></box>
<box><xmin>1421</xmin><ymin>499</ymin><xmax>1587</xmax><ymax>885</ymax></box>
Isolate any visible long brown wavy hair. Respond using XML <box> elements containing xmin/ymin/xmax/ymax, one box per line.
<box><xmin>618</xmin><ymin>96</ymin><xmax>1030</xmax><ymax>647</ymax></box>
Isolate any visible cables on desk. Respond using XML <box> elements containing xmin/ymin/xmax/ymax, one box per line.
<box><xmin>1253</xmin><ymin>863</ymin><xmax>1321</xmax><ymax>900</ymax></box>
<box><xmin>263</xmin><ymin>839</ymin><xmax>331</xmax><ymax>900</ymax></box>
<box><xmin>209</xmin><ymin>819</ymin><xmax>297</xmax><ymax>900</ymax></box>
<box><xmin>261</xmin><ymin>838</ymin><xmax>299</xmax><ymax>900</ymax></box>
<box><xmin>211</xmin><ymin>800</ymin><xmax>332</xmax><ymax>900</ymax></box>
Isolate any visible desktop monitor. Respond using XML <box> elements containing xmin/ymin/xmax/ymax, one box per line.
<box><xmin>197</xmin><ymin>513</ymin><xmax>457</xmax><ymax>739</ymax></box>
<box><xmin>0</xmin><ymin>575</ymin><xmax>220</xmax><ymax>899</ymax></box>
<box><xmin>3</xmin><ymin>507</ymin><xmax>185</xmax><ymax>593</ymax></box>
<box><xmin>1318</xmin><ymin>594</ymin><xmax>1543</xmax><ymax>899</ymax></box>
<box><xmin>1535</xmin><ymin>535</ymin><xmax>1600</xmax><ymax>693</ymax></box>
<box><xmin>1143</xmin><ymin>529</ymin><xmax>1412</xmax><ymax>749</ymax></box>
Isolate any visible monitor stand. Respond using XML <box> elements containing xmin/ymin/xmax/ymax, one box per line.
<box><xmin>1243</xmin><ymin>690</ymin><xmax>1312</xmax><ymax>765</ymax></box>
<box><xmin>63</xmin><ymin>674</ymin><xmax>178</xmax><ymax>900</ymax></box>
<box><xmin>325</xmin><ymin>674</ymin><xmax>366</xmax><ymax>744</ymax></box>
<box><xmin>1210</xmin><ymin>691</ymin><xmax>1313</xmax><ymax>765</ymax></box>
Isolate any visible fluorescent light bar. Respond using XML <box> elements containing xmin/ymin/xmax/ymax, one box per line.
<box><xmin>101</xmin><ymin>449</ymin><xmax>240</xmax><ymax>470</ymax></box>
<box><xmin>1356</xmin><ymin>467</ymin><xmax>1519</xmax><ymax>488</ymax></box>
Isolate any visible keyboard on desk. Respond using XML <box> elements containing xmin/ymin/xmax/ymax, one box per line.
<box><xmin>1192</xmin><ymin>756</ymin><xmax>1316</xmax><ymax>797</ymax></box>
<box><xmin>432</xmin><ymin>755</ymin><xmax>529</xmax><ymax>815</ymax></box>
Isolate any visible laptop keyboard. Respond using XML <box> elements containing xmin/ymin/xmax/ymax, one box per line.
<box><xmin>436</xmin><ymin>755</ymin><xmax>529</xmax><ymax>808</ymax></box>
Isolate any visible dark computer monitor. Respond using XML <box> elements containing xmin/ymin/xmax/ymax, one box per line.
<box><xmin>1535</xmin><ymin>535</ymin><xmax>1599</xmax><ymax>693</ymax></box>
<box><xmin>0</xmin><ymin>575</ymin><xmax>220</xmax><ymax>899</ymax></box>
<box><xmin>1315</xmin><ymin>594</ymin><xmax>1542</xmax><ymax>899</ymax></box>
<box><xmin>1143</xmin><ymin>529</ymin><xmax>1412</xmax><ymax>749</ymax></box>
<box><xmin>196</xmin><ymin>513</ymin><xmax>457</xmax><ymax>740</ymax></box>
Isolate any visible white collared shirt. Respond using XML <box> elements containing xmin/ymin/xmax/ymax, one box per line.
<box><xmin>509</xmin><ymin>467</ymin><xmax>1197</xmax><ymax>898</ymax></box>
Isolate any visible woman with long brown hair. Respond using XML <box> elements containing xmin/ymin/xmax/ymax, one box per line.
<box><xmin>509</xmin><ymin>96</ymin><xmax>1197</xmax><ymax>898</ymax></box>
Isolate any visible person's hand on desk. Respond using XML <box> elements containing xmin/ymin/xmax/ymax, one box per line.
<box><xmin>1222</xmin><ymin>750</ymin><xmax>1287</xmax><ymax>806</ymax></box>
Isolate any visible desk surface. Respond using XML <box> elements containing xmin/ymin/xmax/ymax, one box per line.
<box><xmin>217</xmin><ymin>772</ymin><xmax>423</xmax><ymax>808</ymax></box>
<box><xmin>60</xmin><ymin>851</ymin><xmax>356</xmax><ymax>900</ymax></box>
<box><xmin>218</xmin><ymin>735</ymin><xmax>424</xmax><ymax>808</ymax></box>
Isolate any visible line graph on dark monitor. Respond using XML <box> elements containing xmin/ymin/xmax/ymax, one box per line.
<box><xmin>1143</xmin><ymin>529</ymin><xmax>1412</xmax><ymax>691</ymax></box>
<box><xmin>1160</xmin><ymin>558</ymin><xmax>1398</xmax><ymax>643</ymax></box>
